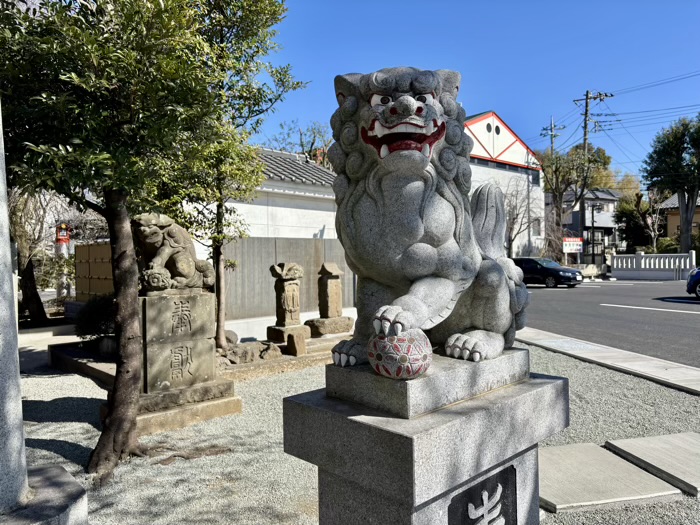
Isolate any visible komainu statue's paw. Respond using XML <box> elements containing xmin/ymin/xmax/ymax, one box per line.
<box><xmin>372</xmin><ymin>306</ymin><xmax>417</xmax><ymax>337</ymax></box>
<box><xmin>444</xmin><ymin>330</ymin><xmax>505</xmax><ymax>362</ymax></box>
<box><xmin>331</xmin><ymin>338</ymin><xmax>368</xmax><ymax>367</ymax></box>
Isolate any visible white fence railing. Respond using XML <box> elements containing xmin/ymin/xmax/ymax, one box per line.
<box><xmin>611</xmin><ymin>251</ymin><xmax>697</xmax><ymax>280</ymax></box>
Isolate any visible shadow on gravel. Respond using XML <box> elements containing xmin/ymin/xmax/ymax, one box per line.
<box><xmin>22</xmin><ymin>396</ymin><xmax>103</xmax><ymax>429</ymax></box>
<box><xmin>25</xmin><ymin>437</ymin><xmax>94</xmax><ymax>467</ymax></box>
<box><xmin>18</xmin><ymin>348</ymin><xmax>66</xmax><ymax>376</ymax></box>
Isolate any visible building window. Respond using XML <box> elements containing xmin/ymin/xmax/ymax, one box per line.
<box><xmin>532</xmin><ymin>219</ymin><xmax>541</xmax><ymax>237</ymax></box>
<box><xmin>486</xmin><ymin>123</ymin><xmax>492</xmax><ymax>132</ymax></box>
<box><xmin>530</xmin><ymin>171</ymin><xmax>540</xmax><ymax>187</ymax></box>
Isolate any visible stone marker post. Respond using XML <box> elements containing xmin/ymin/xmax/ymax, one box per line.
<box><xmin>318</xmin><ymin>262</ymin><xmax>343</xmax><ymax>318</ymax></box>
<box><xmin>1</xmin><ymin>100</ymin><xmax>88</xmax><ymax>522</ymax></box>
<box><xmin>267</xmin><ymin>263</ymin><xmax>310</xmax><ymax>344</ymax></box>
<box><xmin>304</xmin><ymin>263</ymin><xmax>354</xmax><ymax>337</ymax></box>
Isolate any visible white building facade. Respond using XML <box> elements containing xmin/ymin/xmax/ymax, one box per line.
<box><xmin>465</xmin><ymin>111</ymin><xmax>545</xmax><ymax>257</ymax></box>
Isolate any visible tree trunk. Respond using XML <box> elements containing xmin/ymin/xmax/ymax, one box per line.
<box><xmin>87</xmin><ymin>188</ymin><xmax>142</xmax><ymax>483</ymax></box>
<box><xmin>18</xmin><ymin>256</ymin><xmax>48</xmax><ymax>323</ymax></box>
<box><xmin>214</xmin><ymin>200</ymin><xmax>227</xmax><ymax>351</ymax></box>
<box><xmin>678</xmin><ymin>191</ymin><xmax>693</xmax><ymax>253</ymax></box>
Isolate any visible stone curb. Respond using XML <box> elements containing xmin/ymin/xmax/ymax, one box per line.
<box><xmin>516</xmin><ymin>327</ymin><xmax>700</xmax><ymax>396</ymax></box>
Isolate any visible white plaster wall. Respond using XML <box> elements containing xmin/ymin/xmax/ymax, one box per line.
<box><xmin>470</xmin><ymin>164</ymin><xmax>546</xmax><ymax>257</ymax></box>
<box><xmin>236</xmin><ymin>180</ymin><xmax>337</xmax><ymax>239</ymax></box>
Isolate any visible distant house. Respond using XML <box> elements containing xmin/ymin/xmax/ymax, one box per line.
<box><xmin>464</xmin><ymin>111</ymin><xmax>545</xmax><ymax>256</ymax></box>
<box><xmin>659</xmin><ymin>193</ymin><xmax>700</xmax><ymax>237</ymax></box>
<box><xmin>560</xmin><ymin>188</ymin><xmax>623</xmax><ymax>262</ymax></box>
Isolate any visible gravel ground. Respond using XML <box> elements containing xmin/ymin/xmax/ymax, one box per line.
<box><xmin>18</xmin><ymin>344</ymin><xmax>700</xmax><ymax>525</ymax></box>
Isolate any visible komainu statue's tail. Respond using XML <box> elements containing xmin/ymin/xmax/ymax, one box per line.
<box><xmin>470</xmin><ymin>184</ymin><xmax>507</xmax><ymax>260</ymax></box>
<box><xmin>470</xmin><ymin>183</ymin><xmax>530</xmax><ymax>347</ymax></box>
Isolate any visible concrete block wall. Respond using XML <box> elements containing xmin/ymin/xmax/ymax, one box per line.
<box><xmin>74</xmin><ymin>243</ymin><xmax>114</xmax><ymax>301</ymax></box>
<box><xmin>223</xmin><ymin>237</ymin><xmax>355</xmax><ymax>320</ymax></box>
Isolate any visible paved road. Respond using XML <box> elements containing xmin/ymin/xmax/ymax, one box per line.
<box><xmin>524</xmin><ymin>280</ymin><xmax>700</xmax><ymax>368</ymax></box>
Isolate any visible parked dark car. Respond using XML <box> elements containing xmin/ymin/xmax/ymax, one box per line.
<box><xmin>687</xmin><ymin>268</ymin><xmax>700</xmax><ymax>298</ymax></box>
<box><xmin>512</xmin><ymin>257</ymin><xmax>584</xmax><ymax>288</ymax></box>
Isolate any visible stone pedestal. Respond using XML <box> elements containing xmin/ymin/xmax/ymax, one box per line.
<box><xmin>136</xmin><ymin>291</ymin><xmax>241</xmax><ymax>433</ymax></box>
<box><xmin>284</xmin><ymin>349</ymin><xmax>569</xmax><ymax>525</ymax></box>
<box><xmin>304</xmin><ymin>262</ymin><xmax>354</xmax><ymax>337</ymax></box>
<box><xmin>267</xmin><ymin>324</ymin><xmax>311</xmax><ymax>344</ymax></box>
<box><xmin>304</xmin><ymin>316</ymin><xmax>354</xmax><ymax>337</ymax></box>
<box><xmin>1</xmin><ymin>101</ymin><xmax>87</xmax><ymax>522</ymax></box>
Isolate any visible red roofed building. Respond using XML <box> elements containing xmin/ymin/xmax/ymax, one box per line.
<box><xmin>464</xmin><ymin>111</ymin><xmax>544</xmax><ymax>256</ymax></box>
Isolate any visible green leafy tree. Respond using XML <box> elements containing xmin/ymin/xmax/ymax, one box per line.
<box><xmin>643</xmin><ymin>116</ymin><xmax>700</xmax><ymax>253</ymax></box>
<box><xmin>172</xmin><ymin>0</ymin><xmax>302</xmax><ymax>350</ymax></box>
<box><xmin>614</xmin><ymin>195</ymin><xmax>648</xmax><ymax>252</ymax></box>
<box><xmin>616</xmin><ymin>172</ymin><xmax>642</xmax><ymax>198</ymax></box>
<box><xmin>0</xmin><ymin>0</ymin><xmax>298</xmax><ymax>481</ymax></box>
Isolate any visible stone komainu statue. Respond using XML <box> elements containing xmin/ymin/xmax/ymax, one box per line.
<box><xmin>328</xmin><ymin>67</ymin><xmax>529</xmax><ymax>366</ymax></box>
<box><xmin>132</xmin><ymin>213</ymin><xmax>215</xmax><ymax>292</ymax></box>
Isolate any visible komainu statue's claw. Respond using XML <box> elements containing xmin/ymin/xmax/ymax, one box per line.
<box><xmin>331</xmin><ymin>339</ymin><xmax>367</xmax><ymax>367</ymax></box>
<box><xmin>444</xmin><ymin>330</ymin><xmax>504</xmax><ymax>362</ymax></box>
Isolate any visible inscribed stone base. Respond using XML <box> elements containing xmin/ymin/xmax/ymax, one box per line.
<box><xmin>284</xmin><ymin>374</ymin><xmax>569</xmax><ymax>525</ymax></box>
<box><xmin>304</xmin><ymin>316</ymin><xmax>354</xmax><ymax>337</ymax></box>
<box><xmin>2</xmin><ymin>466</ymin><xmax>87</xmax><ymax>525</ymax></box>
<box><xmin>319</xmin><ymin>447</ymin><xmax>539</xmax><ymax>525</ymax></box>
<box><xmin>134</xmin><ymin>395</ymin><xmax>242</xmax><ymax>436</ymax></box>
<box><xmin>267</xmin><ymin>324</ymin><xmax>311</xmax><ymax>343</ymax></box>
<box><xmin>144</xmin><ymin>338</ymin><xmax>215</xmax><ymax>392</ymax></box>
<box><xmin>140</xmin><ymin>292</ymin><xmax>215</xmax><ymax>343</ymax></box>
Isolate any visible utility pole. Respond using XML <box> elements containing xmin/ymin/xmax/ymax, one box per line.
<box><xmin>540</xmin><ymin>115</ymin><xmax>565</xmax><ymax>155</ymax></box>
<box><xmin>573</xmin><ymin>90</ymin><xmax>613</xmax><ymax>262</ymax></box>
<box><xmin>539</xmin><ymin>116</ymin><xmax>566</xmax><ymax>257</ymax></box>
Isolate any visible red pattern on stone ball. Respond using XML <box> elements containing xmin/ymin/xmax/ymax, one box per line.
<box><xmin>368</xmin><ymin>329</ymin><xmax>432</xmax><ymax>380</ymax></box>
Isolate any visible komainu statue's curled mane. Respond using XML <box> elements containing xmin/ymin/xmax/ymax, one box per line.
<box><xmin>327</xmin><ymin>67</ymin><xmax>529</xmax><ymax>367</ymax></box>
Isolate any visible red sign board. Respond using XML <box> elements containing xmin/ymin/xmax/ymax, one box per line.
<box><xmin>563</xmin><ymin>237</ymin><xmax>583</xmax><ymax>254</ymax></box>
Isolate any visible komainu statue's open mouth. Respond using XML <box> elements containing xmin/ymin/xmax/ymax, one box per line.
<box><xmin>361</xmin><ymin>119</ymin><xmax>446</xmax><ymax>159</ymax></box>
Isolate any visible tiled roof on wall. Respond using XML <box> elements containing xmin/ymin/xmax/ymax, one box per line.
<box><xmin>659</xmin><ymin>193</ymin><xmax>700</xmax><ymax>210</ymax></box>
<box><xmin>258</xmin><ymin>148</ymin><xmax>335</xmax><ymax>187</ymax></box>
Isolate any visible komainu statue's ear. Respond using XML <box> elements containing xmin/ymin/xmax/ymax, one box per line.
<box><xmin>436</xmin><ymin>70</ymin><xmax>461</xmax><ymax>97</ymax></box>
<box><xmin>334</xmin><ymin>73</ymin><xmax>363</xmax><ymax>106</ymax></box>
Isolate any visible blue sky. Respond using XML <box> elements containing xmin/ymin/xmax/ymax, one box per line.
<box><xmin>251</xmin><ymin>0</ymin><xmax>700</xmax><ymax>180</ymax></box>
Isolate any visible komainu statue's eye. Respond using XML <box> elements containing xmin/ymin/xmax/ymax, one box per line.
<box><xmin>370</xmin><ymin>94</ymin><xmax>392</xmax><ymax>106</ymax></box>
<box><xmin>415</xmin><ymin>94</ymin><xmax>434</xmax><ymax>104</ymax></box>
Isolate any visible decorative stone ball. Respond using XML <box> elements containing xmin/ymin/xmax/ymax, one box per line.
<box><xmin>367</xmin><ymin>329</ymin><xmax>432</xmax><ymax>380</ymax></box>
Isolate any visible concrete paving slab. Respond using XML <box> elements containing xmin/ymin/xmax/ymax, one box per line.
<box><xmin>539</xmin><ymin>443</ymin><xmax>681</xmax><ymax>512</ymax></box>
<box><xmin>606</xmin><ymin>433</ymin><xmax>700</xmax><ymax>497</ymax></box>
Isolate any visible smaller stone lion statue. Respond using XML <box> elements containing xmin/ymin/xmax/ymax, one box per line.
<box><xmin>132</xmin><ymin>213</ymin><xmax>215</xmax><ymax>292</ymax></box>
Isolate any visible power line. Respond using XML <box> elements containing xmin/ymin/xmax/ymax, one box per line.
<box><xmin>602</xmin><ymin>100</ymin><xmax>649</xmax><ymax>155</ymax></box>
<box><xmin>611</xmin><ymin>70</ymin><xmax>700</xmax><ymax>96</ymax></box>
<box><xmin>592</xmin><ymin>102</ymin><xmax>700</xmax><ymax>116</ymax></box>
